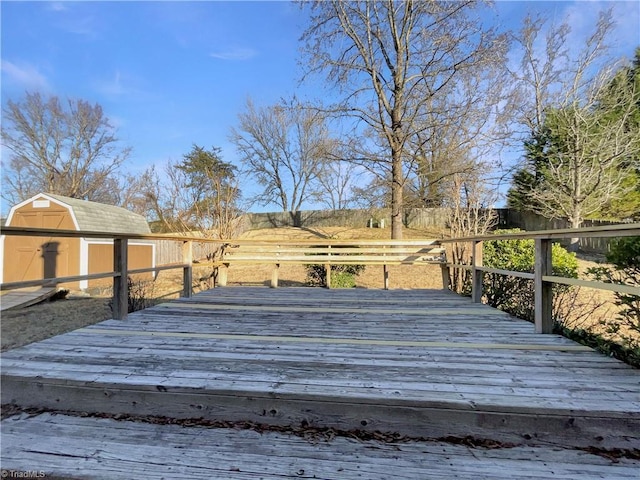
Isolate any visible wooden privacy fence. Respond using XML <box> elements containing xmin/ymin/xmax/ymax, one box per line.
<box><xmin>440</xmin><ymin>223</ymin><xmax>640</xmax><ymax>334</ymax></box>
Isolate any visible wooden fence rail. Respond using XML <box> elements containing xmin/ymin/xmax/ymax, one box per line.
<box><xmin>440</xmin><ymin>223</ymin><xmax>640</xmax><ymax>334</ymax></box>
<box><xmin>1</xmin><ymin>224</ymin><xmax>638</xmax><ymax>329</ymax></box>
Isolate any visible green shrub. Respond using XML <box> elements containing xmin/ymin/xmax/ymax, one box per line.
<box><xmin>305</xmin><ymin>244</ymin><xmax>366</xmax><ymax>288</ymax></box>
<box><xmin>306</xmin><ymin>263</ymin><xmax>365</xmax><ymax>288</ymax></box>
<box><xmin>482</xmin><ymin>229</ymin><xmax>578</xmax><ymax>322</ymax></box>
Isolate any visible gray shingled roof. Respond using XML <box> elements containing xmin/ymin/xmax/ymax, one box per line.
<box><xmin>45</xmin><ymin>194</ymin><xmax>151</xmax><ymax>234</ymax></box>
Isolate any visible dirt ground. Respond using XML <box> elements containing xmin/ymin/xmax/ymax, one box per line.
<box><xmin>0</xmin><ymin>226</ymin><xmax>632</xmax><ymax>352</ymax></box>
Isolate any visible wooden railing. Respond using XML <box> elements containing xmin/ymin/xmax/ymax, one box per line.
<box><xmin>216</xmin><ymin>239</ymin><xmax>446</xmax><ymax>288</ymax></box>
<box><xmin>0</xmin><ymin>227</ymin><xmax>445</xmax><ymax>319</ymax></box>
<box><xmin>440</xmin><ymin>223</ymin><xmax>640</xmax><ymax>334</ymax></box>
<box><xmin>0</xmin><ymin>226</ymin><xmax>225</xmax><ymax>320</ymax></box>
<box><xmin>2</xmin><ymin>224</ymin><xmax>638</xmax><ymax>329</ymax></box>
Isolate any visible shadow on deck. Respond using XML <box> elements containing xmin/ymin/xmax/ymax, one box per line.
<box><xmin>1</xmin><ymin>287</ymin><xmax>639</xmax><ymax>478</ymax></box>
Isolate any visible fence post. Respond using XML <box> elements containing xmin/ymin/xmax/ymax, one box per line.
<box><xmin>471</xmin><ymin>240</ymin><xmax>483</xmax><ymax>303</ymax></box>
<box><xmin>534</xmin><ymin>238</ymin><xmax>553</xmax><ymax>334</ymax></box>
<box><xmin>182</xmin><ymin>240</ymin><xmax>192</xmax><ymax>298</ymax></box>
<box><xmin>113</xmin><ymin>238</ymin><xmax>128</xmax><ymax>320</ymax></box>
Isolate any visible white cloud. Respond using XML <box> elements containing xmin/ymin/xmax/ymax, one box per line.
<box><xmin>48</xmin><ymin>2</ymin><xmax>68</xmax><ymax>12</ymax></box>
<box><xmin>0</xmin><ymin>60</ymin><xmax>51</xmax><ymax>91</ymax></box>
<box><xmin>210</xmin><ymin>47</ymin><xmax>257</xmax><ymax>61</ymax></box>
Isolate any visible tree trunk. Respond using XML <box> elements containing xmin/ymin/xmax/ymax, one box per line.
<box><xmin>568</xmin><ymin>215</ymin><xmax>581</xmax><ymax>252</ymax></box>
<box><xmin>391</xmin><ymin>149</ymin><xmax>404</xmax><ymax>240</ymax></box>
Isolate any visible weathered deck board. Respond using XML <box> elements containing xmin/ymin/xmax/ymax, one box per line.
<box><xmin>2</xmin><ymin>287</ymin><xmax>639</xmax><ymax>475</ymax></box>
<box><xmin>0</xmin><ymin>286</ymin><xmax>57</xmax><ymax>311</ymax></box>
<box><xmin>1</xmin><ymin>413</ymin><xmax>638</xmax><ymax>480</ymax></box>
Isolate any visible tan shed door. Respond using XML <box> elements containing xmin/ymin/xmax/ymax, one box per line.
<box><xmin>4</xmin><ymin>209</ymin><xmax>72</xmax><ymax>282</ymax></box>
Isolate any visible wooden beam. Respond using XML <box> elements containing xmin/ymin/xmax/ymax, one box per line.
<box><xmin>182</xmin><ymin>241</ymin><xmax>193</xmax><ymax>298</ymax></box>
<box><xmin>440</xmin><ymin>264</ymin><xmax>450</xmax><ymax>290</ymax></box>
<box><xmin>535</xmin><ymin>238</ymin><xmax>553</xmax><ymax>334</ymax></box>
<box><xmin>383</xmin><ymin>264</ymin><xmax>389</xmax><ymax>290</ymax></box>
<box><xmin>542</xmin><ymin>275</ymin><xmax>640</xmax><ymax>296</ymax></box>
<box><xmin>1</xmin><ymin>272</ymin><xmax>118</xmax><ymax>291</ymax></box>
<box><xmin>217</xmin><ymin>264</ymin><xmax>229</xmax><ymax>287</ymax></box>
<box><xmin>476</xmin><ymin>267</ymin><xmax>535</xmax><ymax>280</ymax></box>
<box><xmin>112</xmin><ymin>238</ymin><xmax>128</xmax><ymax>320</ymax></box>
<box><xmin>439</xmin><ymin>222</ymin><xmax>640</xmax><ymax>243</ymax></box>
<box><xmin>271</xmin><ymin>264</ymin><xmax>279</xmax><ymax>288</ymax></box>
<box><xmin>471</xmin><ymin>240</ymin><xmax>483</xmax><ymax>303</ymax></box>
<box><xmin>325</xmin><ymin>264</ymin><xmax>331</xmax><ymax>289</ymax></box>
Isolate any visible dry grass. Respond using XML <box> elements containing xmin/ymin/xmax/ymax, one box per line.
<box><xmin>1</xmin><ymin>297</ymin><xmax>112</xmax><ymax>352</ymax></box>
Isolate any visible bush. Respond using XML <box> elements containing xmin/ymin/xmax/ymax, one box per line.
<box><xmin>482</xmin><ymin>229</ymin><xmax>578</xmax><ymax>322</ymax></box>
<box><xmin>304</xmin><ymin>244</ymin><xmax>365</xmax><ymax>288</ymax></box>
<box><xmin>110</xmin><ymin>276</ymin><xmax>156</xmax><ymax>314</ymax></box>
<box><xmin>306</xmin><ymin>264</ymin><xmax>365</xmax><ymax>288</ymax></box>
<box><xmin>587</xmin><ymin>236</ymin><xmax>640</xmax><ymax>351</ymax></box>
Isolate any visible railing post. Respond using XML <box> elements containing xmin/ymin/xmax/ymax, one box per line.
<box><xmin>182</xmin><ymin>240</ymin><xmax>192</xmax><ymax>297</ymax></box>
<box><xmin>113</xmin><ymin>237</ymin><xmax>128</xmax><ymax>320</ymax></box>
<box><xmin>270</xmin><ymin>243</ymin><xmax>280</xmax><ymax>288</ymax></box>
<box><xmin>271</xmin><ymin>263</ymin><xmax>280</xmax><ymax>288</ymax></box>
<box><xmin>325</xmin><ymin>244</ymin><xmax>332</xmax><ymax>288</ymax></box>
<box><xmin>534</xmin><ymin>238</ymin><xmax>553</xmax><ymax>334</ymax></box>
<box><xmin>440</xmin><ymin>264</ymin><xmax>450</xmax><ymax>290</ymax></box>
<box><xmin>471</xmin><ymin>240</ymin><xmax>483</xmax><ymax>303</ymax></box>
<box><xmin>383</xmin><ymin>264</ymin><xmax>389</xmax><ymax>290</ymax></box>
<box><xmin>217</xmin><ymin>264</ymin><xmax>228</xmax><ymax>287</ymax></box>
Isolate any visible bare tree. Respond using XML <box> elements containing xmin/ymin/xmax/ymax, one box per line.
<box><xmin>229</xmin><ymin>98</ymin><xmax>332</xmax><ymax>218</ymax></box>
<box><xmin>313</xmin><ymin>151</ymin><xmax>362</xmax><ymax>210</ymax></box>
<box><xmin>405</xmin><ymin>50</ymin><xmax>510</xmax><ymax>209</ymax></box>
<box><xmin>506</xmin><ymin>8</ymin><xmax>640</xmax><ymax>230</ymax></box>
<box><xmin>528</xmin><ymin>65</ymin><xmax>640</xmax><ymax>232</ymax></box>
<box><xmin>1</xmin><ymin>92</ymin><xmax>131</xmax><ymax>205</ymax></box>
<box><xmin>301</xmin><ymin>0</ymin><xmax>505</xmax><ymax>238</ymax></box>
<box><xmin>508</xmin><ymin>10</ymin><xmax>639</xmax><ymax>241</ymax></box>
<box><xmin>507</xmin><ymin>13</ymin><xmax>571</xmax><ymax>139</ymax></box>
<box><xmin>138</xmin><ymin>146</ymin><xmax>243</xmax><ymax>239</ymax></box>
<box><xmin>446</xmin><ymin>173</ymin><xmax>497</xmax><ymax>293</ymax></box>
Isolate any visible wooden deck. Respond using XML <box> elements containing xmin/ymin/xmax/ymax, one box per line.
<box><xmin>2</xmin><ymin>287</ymin><xmax>639</xmax><ymax>478</ymax></box>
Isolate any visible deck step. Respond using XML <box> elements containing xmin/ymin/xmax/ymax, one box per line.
<box><xmin>2</xmin><ymin>287</ymin><xmax>639</xmax><ymax>455</ymax></box>
<box><xmin>1</xmin><ymin>412</ymin><xmax>638</xmax><ymax>480</ymax></box>
<box><xmin>3</xmin><ymin>371</ymin><xmax>639</xmax><ymax>451</ymax></box>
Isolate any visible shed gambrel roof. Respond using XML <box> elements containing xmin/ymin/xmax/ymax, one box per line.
<box><xmin>37</xmin><ymin>193</ymin><xmax>151</xmax><ymax>235</ymax></box>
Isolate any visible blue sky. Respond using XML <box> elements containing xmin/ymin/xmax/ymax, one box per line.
<box><xmin>1</xmin><ymin>1</ymin><xmax>639</xmax><ymax>214</ymax></box>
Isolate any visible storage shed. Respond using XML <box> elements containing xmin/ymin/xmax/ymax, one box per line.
<box><xmin>1</xmin><ymin>193</ymin><xmax>154</xmax><ymax>290</ymax></box>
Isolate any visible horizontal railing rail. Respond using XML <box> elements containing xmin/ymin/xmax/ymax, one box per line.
<box><xmin>0</xmin><ymin>226</ymin><xmax>228</xmax><ymax>319</ymax></box>
<box><xmin>216</xmin><ymin>239</ymin><xmax>446</xmax><ymax>288</ymax></box>
<box><xmin>2</xmin><ymin>223</ymin><xmax>638</xmax><ymax>328</ymax></box>
<box><xmin>0</xmin><ymin>227</ymin><xmax>447</xmax><ymax>318</ymax></box>
<box><xmin>440</xmin><ymin>223</ymin><xmax>640</xmax><ymax>333</ymax></box>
